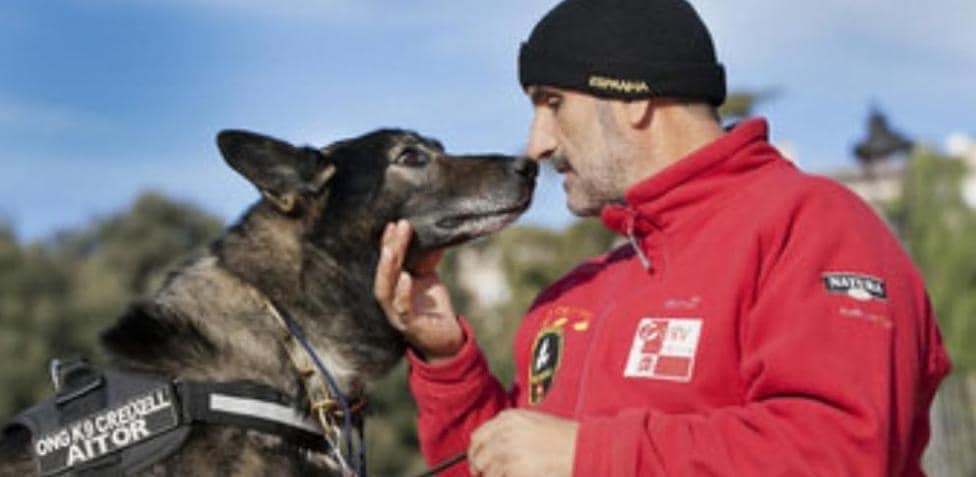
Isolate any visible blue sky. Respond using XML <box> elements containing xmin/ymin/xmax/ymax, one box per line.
<box><xmin>1</xmin><ymin>0</ymin><xmax>974</xmax><ymax>241</ymax></box>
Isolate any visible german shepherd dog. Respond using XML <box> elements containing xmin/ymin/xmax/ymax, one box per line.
<box><xmin>0</xmin><ymin>129</ymin><xmax>536</xmax><ymax>476</ymax></box>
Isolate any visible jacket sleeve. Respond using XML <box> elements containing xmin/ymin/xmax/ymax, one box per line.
<box><xmin>408</xmin><ymin>318</ymin><xmax>519</xmax><ymax>475</ymax></box>
<box><xmin>573</xmin><ymin>186</ymin><xmax>951</xmax><ymax>476</ymax></box>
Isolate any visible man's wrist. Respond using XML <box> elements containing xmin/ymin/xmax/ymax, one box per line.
<box><xmin>424</xmin><ymin>352</ymin><xmax>462</xmax><ymax>367</ymax></box>
<box><xmin>411</xmin><ymin>335</ymin><xmax>466</xmax><ymax>367</ymax></box>
<box><xmin>407</xmin><ymin>318</ymin><xmax>488</xmax><ymax>380</ymax></box>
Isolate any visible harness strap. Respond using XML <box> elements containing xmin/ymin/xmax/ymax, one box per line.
<box><xmin>176</xmin><ymin>381</ymin><xmax>331</xmax><ymax>452</ymax></box>
<box><xmin>262</xmin><ymin>300</ymin><xmax>367</xmax><ymax>477</ymax></box>
<box><xmin>3</xmin><ymin>360</ymin><xmax>344</xmax><ymax>476</ymax></box>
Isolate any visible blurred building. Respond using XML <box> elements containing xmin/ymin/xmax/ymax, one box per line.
<box><xmin>455</xmin><ymin>246</ymin><xmax>510</xmax><ymax>312</ymax></box>
<box><xmin>829</xmin><ymin>132</ymin><xmax>976</xmax><ymax>210</ymax></box>
<box><xmin>946</xmin><ymin>132</ymin><xmax>976</xmax><ymax>208</ymax></box>
<box><xmin>829</xmin><ymin>160</ymin><xmax>907</xmax><ymax>206</ymax></box>
<box><xmin>828</xmin><ymin>109</ymin><xmax>976</xmax><ymax>210</ymax></box>
<box><xmin>830</xmin><ymin>109</ymin><xmax>913</xmax><ymax>206</ymax></box>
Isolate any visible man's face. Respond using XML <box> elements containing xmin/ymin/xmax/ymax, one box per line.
<box><xmin>525</xmin><ymin>85</ymin><xmax>634</xmax><ymax>216</ymax></box>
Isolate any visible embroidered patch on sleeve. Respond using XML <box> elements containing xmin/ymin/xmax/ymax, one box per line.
<box><xmin>822</xmin><ymin>272</ymin><xmax>887</xmax><ymax>302</ymax></box>
<box><xmin>528</xmin><ymin>327</ymin><xmax>563</xmax><ymax>405</ymax></box>
<box><xmin>623</xmin><ymin>318</ymin><xmax>702</xmax><ymax>382</ymax></box>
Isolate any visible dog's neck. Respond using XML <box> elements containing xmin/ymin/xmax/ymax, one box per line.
<box><xmin>220</xmin><ymin>203</ymin><xmax>378</xmax><ymax>297</ymax></box>
<box><xmin>213</xmin><ymin>203</ymin><xmax>405</xmax><ymax>387</ymax></box>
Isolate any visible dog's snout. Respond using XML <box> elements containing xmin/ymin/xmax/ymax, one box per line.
<box><xmin>511</xmin><ymin>158</ymin><xmax>539</xmax><ymax>180</ymax></box>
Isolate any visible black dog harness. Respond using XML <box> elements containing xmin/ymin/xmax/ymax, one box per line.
<box><xmin>3</xmin><ymin>358</ymin><xmax>334</xmax><ymax>476</ymax></box>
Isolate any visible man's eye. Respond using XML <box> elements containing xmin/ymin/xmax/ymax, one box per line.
<box><xmin>396</xmin><ymin>148</ymin><xmax>429</xmax><ymax>167</ymax></box>
<box><xmin>545</xmin><ymin>95</ymin><xmax>562</xmax><ymax>110</ymax></box>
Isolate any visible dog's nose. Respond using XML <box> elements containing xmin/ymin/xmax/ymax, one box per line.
<box><xmin>511</xmin><ymin>158</ymin><xmax>539</xmax><ymax>180</ymax></box>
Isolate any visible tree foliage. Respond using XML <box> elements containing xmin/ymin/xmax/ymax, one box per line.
<box><xmin>0</xmin><ymin>192</ymin><xmax>223</xmax><ymax>423</ymax></box>
<box><xmin>717</xmin><ymin>89</ymin><xmax>779</xmax><ymax>120</ymax></box>
<box><xmin>884</xmin><ymin>151</ymin><xmax>976</xmax><ymax>371</ymax></box>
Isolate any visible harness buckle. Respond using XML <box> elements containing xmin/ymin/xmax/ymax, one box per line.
<box><xmin>48</xmin><ymin>358</ymin><xmax>63</xmax><ymax>391</ymax></box>
<box><xmin>49</xmin><ymin>357</ymin><xmax>104</xmax><ymax>403</ymax></box>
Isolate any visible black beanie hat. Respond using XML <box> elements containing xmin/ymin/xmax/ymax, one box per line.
<box><xmin>519</xmin><ymin>0</ymin><xmax>726</xmax><ymax>106</ymax></box>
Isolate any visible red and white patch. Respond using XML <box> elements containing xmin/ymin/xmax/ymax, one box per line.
<box><xmin>623</xmin><ymin>318</ymin><xmax>702</xmax><ymax>382</ymax></box>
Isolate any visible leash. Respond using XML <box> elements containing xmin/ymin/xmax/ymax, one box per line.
<box><xmin>265</xmin><ymin>301</ymin><xmax>366</xmax><ymax>477</ymax></box>
<box><xmin>269</xmin><ymin>298</ymin><xmax>466</xmax><ymax>477</ymax></box>
<box><xmin>412</xmin><ymin>452</ymin><xmax>468</xmax><ymax>477</ymax></box>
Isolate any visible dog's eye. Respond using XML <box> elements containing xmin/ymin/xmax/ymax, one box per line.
<box><xmin>395</xmin><ymin>148</ymin><xmax>429</xmax><ymax>167</ymax></box>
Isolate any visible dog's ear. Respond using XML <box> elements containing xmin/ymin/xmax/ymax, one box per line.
<box><xmin>217</xmin><ymin>130</ymin><xmax>336</xmax><ymax>213</ymax></box>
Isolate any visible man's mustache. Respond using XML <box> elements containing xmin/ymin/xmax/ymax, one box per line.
<box><xmin>547</xmin><ymin>155</ymin><xmax>572</xmax><ymax>173</ymax></box>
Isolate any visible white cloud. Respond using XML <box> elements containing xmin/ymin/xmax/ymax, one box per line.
<box><xmin>945</xmin><ymin>132</ymin><xmax>974</xmax><ymax>158</ymax></box>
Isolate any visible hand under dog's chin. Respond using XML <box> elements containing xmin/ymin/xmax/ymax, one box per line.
<box><xmin>404</xmin><ymin>246</ymin><xmax>442</xmax><ymax>274</ymax></box>
<box><xmin>403</xmin><ymin>228</ymin><xmax>460</xmax><ymax>273</ymax></box>
<box><xmin>405</xmin><ymin>210</ymin><xmax>523</xmax><ymax>269</ymax></box>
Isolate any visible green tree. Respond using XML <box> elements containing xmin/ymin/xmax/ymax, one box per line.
<box><xmin>885</xmin><ymin>152</ymin><xmax>976</xmax><ymax>370</ymax></box>
<box><xmin>0</xmin><ymin>194</ymin><xmax>222</xmax><ymax>422</ymax></box>
<box><xmin>718</xmin><ymin>89</ymin><xmax>779</xmax><ymax>120</ymax></box>
<box><xmin>884</xmin><ymin>151</ymin><xmax>976</xmax><ymax>477</ymax></box>
<box><xmin>0</xmin><ymin>226</ymin><xmax>76</xmax><ymax>415</ymax></box>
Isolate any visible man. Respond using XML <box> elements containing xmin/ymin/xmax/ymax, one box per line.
<box><xmin>374</xmin><ymin>0</ymin><xmax>950</xmax><ymax>475</ymax></box>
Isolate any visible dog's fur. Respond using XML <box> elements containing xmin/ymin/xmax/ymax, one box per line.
<box><xmin>0</xmin><ymin>129</ymin><xmax>536</xmax><ymax>476</ymax></box>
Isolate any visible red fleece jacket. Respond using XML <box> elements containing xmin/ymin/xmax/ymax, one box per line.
<box><xmin>407</xmin><ymin>119</ymin><xmax>950</xmax><ymax>476</ymax></box>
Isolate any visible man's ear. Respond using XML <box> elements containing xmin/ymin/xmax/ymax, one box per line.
<box><xmin>216</xmin><ymin>130</ymin><xmax>336</xmax><ymax>213</ymax></box>
<box><xmin>624</xmin><ymin>99</ymin><xmax>654</xmax><ymax>129</ymax></box>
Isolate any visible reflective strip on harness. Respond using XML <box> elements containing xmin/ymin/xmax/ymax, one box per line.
<box><xmin>31</xmin><ymin>386</ymin><xmax>180</xmax><ymax>476</ymax></box>
<box><xmin>209</xmin><ymin>393</ymin><xmax>320</xmax><ymax>435</ymax></box>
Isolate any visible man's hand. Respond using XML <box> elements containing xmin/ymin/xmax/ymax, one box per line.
<box><xmin>468</xmin><ymin>410</ymin><xmax>578</xmax><ymax>477</ymax></box>
<box><xmin>373</xmin><ymin>220</ymin><xmax>464</xmax><ymax>364</ymax></box>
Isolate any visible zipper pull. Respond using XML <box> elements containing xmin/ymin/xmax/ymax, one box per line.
<box><xmin>625</xmin><ymin>212</ymin><xmax>653</xmax><ymax>271</ymax></box>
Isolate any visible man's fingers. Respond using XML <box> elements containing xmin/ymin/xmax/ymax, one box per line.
<box><xmin>381</xmin><ymin>222</ymin><xmax>394</xmax><ymax>248</ymax></box>
<box><xmin>392</xmin><ymin>219</ymin><xmax>413</xmax><ymax>257</ymax></box>
<box><xmin>468</xmin><ymin>422</ymin><xmax>487</xmax><ymax>473</ymax></box>
<box><xmin>469</xmin><ymin>436</ymin><xmax>505</xmax><ymax>477</ymax></box>
<box><xmin>469</xmin><ymin>410</ymin><xmax>526</xmax><ymax>462</ymax></box>
<box><xmin>374</xmin><ymin>248</ymin><xmax>392</xmax><ymax>300</ymax></box>
<box><xmin>391</xmin><ymin>271</ymin><xmax>413</xmax><ymax>330</ymax></box>
<box><xmin>375</xmin><ymin>222</ymin><xmax>411</xmax><ymax>330</ymax></box>
<box><xmin>469</xmin><ymin>436</ymin><xmax>489</xmax><ymax>477</ymax></box>
<box><xmin>469</xmin><ymin>412</ymin><xmax>508</xmax><ymax>474</ymax></box>
<box><xmin>373</xmin><ymin>224</ymin><xmax>398</xmax><ymax>305</ymax></box>
<box><xmin>388</xmin><ymin>221</ymin><xmax>409</xmax><ymax>271</ymax></box>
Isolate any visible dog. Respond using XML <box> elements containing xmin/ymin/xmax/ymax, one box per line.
<box><xmin>0</xmin><ymin>129</ymin><xmax>536</xmax><ymax>476</ymax></box>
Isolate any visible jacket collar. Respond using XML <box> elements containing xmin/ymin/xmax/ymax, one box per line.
<box><xmin>601</xmin><ymin>118</ymin><xmax>786</xmax><ymax>240</ymax></box>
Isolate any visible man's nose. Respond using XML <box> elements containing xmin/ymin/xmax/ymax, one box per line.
<box><xmin>526</xmin><ymin>112</ymin><xmax>557</xmax><ymax>161</ymax></box>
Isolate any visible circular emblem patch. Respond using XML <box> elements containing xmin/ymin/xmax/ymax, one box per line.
<box><xmin>528</xmin><ymin>327</ymin><xmax>563</xmax><ymax>405</ymax></box>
